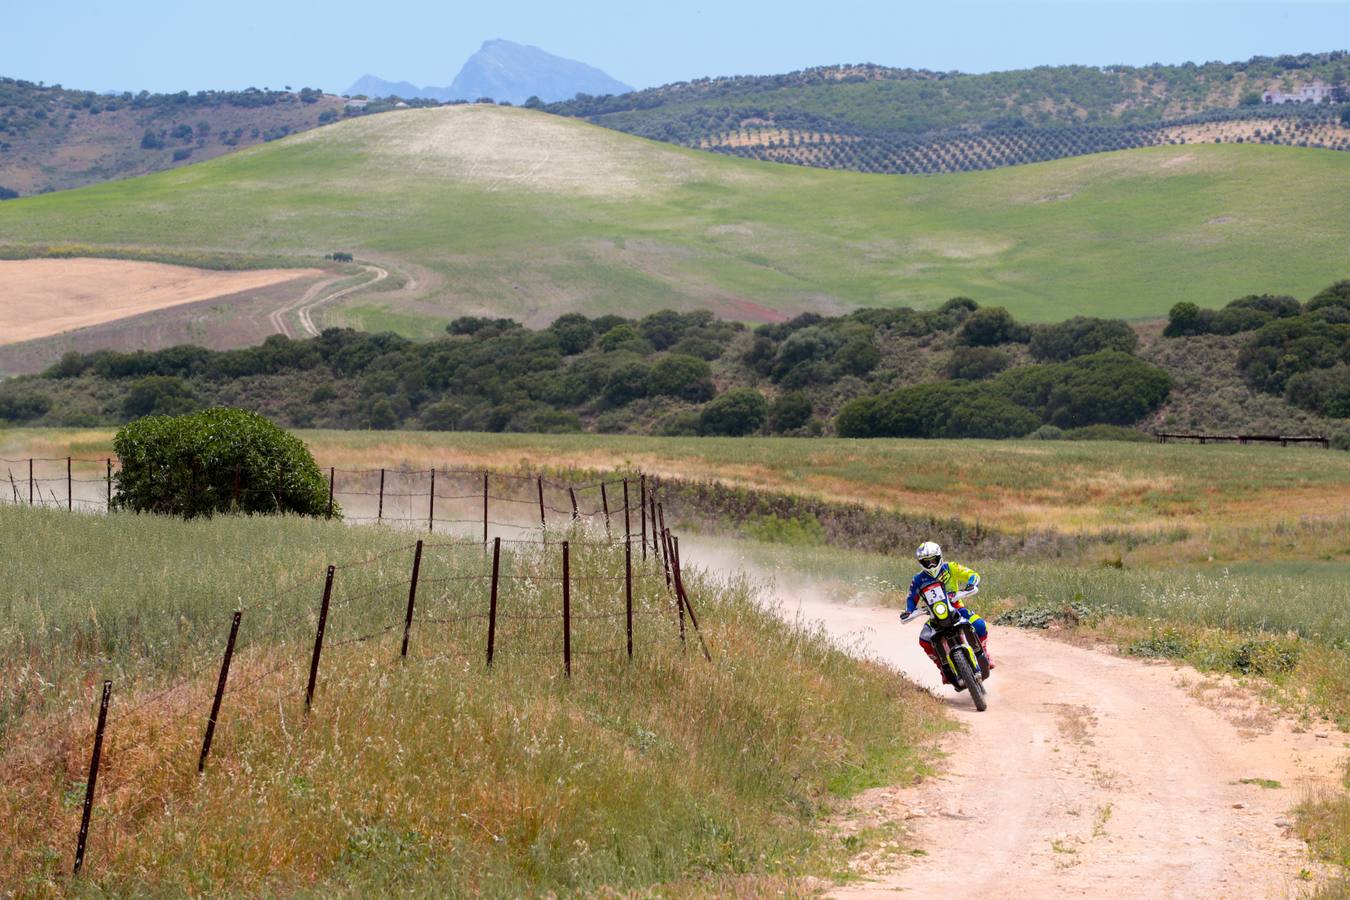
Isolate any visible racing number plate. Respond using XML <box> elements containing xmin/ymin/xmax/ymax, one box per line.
<box><xmin>920</xmin><ymin>582</ymin><xmax>947</xmax><ymax>604</ymax></box>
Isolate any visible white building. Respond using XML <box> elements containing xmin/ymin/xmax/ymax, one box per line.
<box><xmin>1263</xmin><ymin>82</ymin><xmax>1335</xmax><ymax>104</ymax></box>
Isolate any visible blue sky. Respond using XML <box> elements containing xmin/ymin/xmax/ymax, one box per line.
<box><xmin>9</xmin><ymin>1</ymin><xmax>1349</xmax><ymax>94</ymax></box>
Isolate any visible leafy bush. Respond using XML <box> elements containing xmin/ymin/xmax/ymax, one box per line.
<box><xmin>699</xmin><ymin>388</ymin><xmax>767</xmax><ymax>436</ymax></box>
<box><xmin>547</xmin><ymin>313</ymin><xmax>595</xmax><ymax>355</ymax></box>
<box><xmin>1035</xmin><ymin>351</ymin><xmax>1172</xmax><ymax>428</ymax></box>
<box><xmin>768</xmin><ymin>391</ymin><xmax>813</xmax><ymax>433</ymax></box>
<box><xmin>1284</xmin><ymin>365</ymin><xmax>1350</xmax><ymax>418</ymax></box>
<box><xmin>944</xmin><ymin>347</ymin><xmax>1011</xmax><ymax>380</ymax></box>
<box><xmin>603</xmin><ymin>362</ymin><xmax>652</xmax><ymax>405</ymax></box>
<box><xmin>1238</xmin><ymin>315</ymin><xmax>1350</xmax><ymax>394</ymax></box>
<box><xmin>0</xmin><ymin>392</ymin><xmax>52</xmax><ymax>422</ymax></box>
<box><xmin>123</xmin><ymin>375</ymin><xmax>198</xmax><ymax>418</ymax></box>
<box><xmin>1030</xmin><ymin>317</ymin><xmax>1138</xmax><ymax>361</ymax></box>
<box><xmin>649</xmin><ymin>354</ymin><xmax>715</xmax><ymax>401</ymax></box>
<box><xmin>1026</xmin><ymin>424</ymin><xmax>1064</xmax><ymax>440</ymax></box>
<box><xmin>745</xmin><ymin>513</ymin><xmax>827</xmax><ymax>545</ymax></box>
<box><xmin>956</xmin><ymin>307</ymin><xmax>1025</xmax><ymax>346</ymax></box>
<box><xmin>944</xmin><ymin>394</ymin><xmax>1039</xmax><ymax>438</ymax></box>
<box><xmin>112</xmin><ymin>407</ymin><xmax>333</xmax><ymax>519</ymax></box>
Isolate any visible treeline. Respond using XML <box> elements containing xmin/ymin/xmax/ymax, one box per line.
<box><xmin>546</xmin><ymin>51</ymin><xmax>1350</xmax><ymax>176</ymax></box>
<box><xmin>1165</xmin><ymin>281</ymin><xmax>1350</xmax><ymax>417</ymax></box>
<box><xmin>3</xmin><ymin>286</ymin><xmax>1346</xmax><ymax>440</ymax></box>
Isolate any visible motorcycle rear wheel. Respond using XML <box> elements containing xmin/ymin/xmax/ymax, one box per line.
<box><xmin>954</xmin><ymin>651</ymin><xmax>987</xmax><ymax>712</ymax></box>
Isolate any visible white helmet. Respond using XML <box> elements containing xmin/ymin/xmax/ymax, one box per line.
<box><xmin>915</xmin><ymin>541</ymin><xmax>943</xmax><ymax>577</ymax></box>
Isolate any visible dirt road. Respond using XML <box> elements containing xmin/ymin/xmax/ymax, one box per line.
<box><xmin>786</xmin><ymin>595</ymin><xmax>1346</xmax><ymax>898</ymax></box>
<box><xmin>267</xmin><ymin>263</ymin><xmax>389</xmax><ymax>338</ymax></box>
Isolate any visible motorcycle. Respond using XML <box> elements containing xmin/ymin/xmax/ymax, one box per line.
<box><xmin>902</xmin><ymin>581</ymin><xmax>990</xmax><ymax>712</ymax></box>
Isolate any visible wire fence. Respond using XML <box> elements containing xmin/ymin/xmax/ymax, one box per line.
<box><xmin>0</xmin><ymin>457</ymin><xmax>665</xmax><ymax>547</ymax></box>
<box><xmin>0</xmin><ymin>460</ymin><xmax>712</xmax><ymax>878</ymax></box>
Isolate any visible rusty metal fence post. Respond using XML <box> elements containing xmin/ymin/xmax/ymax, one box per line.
<box><xmin>625</xmin><ymin>534</ymin><xmax>633</xmax><ymax>660</ymax></box>
<box><xmin>569</xmin><ymin>486</ymin><xmax>579</xmax><ymax>521</ymax></box>
<box><xmin>428</xmin><ymin>468</ymin><xmax>436</xmax><ymax>533</ymax></box>
<box><xmin>327</xmin><ymin>467</ymin><xmax>335</xmax><ymax>519</ymax></box>
<box><xmin>482</xmin><ymin>471</ymin><xmax>489</xmax><ymax>544</ymax></box>
<box><xmin>401</xmin><ymin>541</ymin><xmax>423</xmax><ymax>659</ymax></box>
<box><xmin>73</xmin><ymin>680</ymin><xmax>111</xmax><ymax>875</ymax></box>
<box><xmin>562</xmin><ymin>540</ymin><xmax>572</xmax><ymax>677</ymax></box>
<box><xmin>639</xmin><ymin>474</ymin><xmax>647</xmax><ymax>560</ymax></box>
<box><xmin>377</xmin><ymin>468</ymin><xmax>385</xmax><ymax>522</ymax></box>
<box><xmin>305</xmin><ymin>566</ymin><xmax>335</xmax><ymax>712</ymax></box>
<box><xmin>537</xmin><ymin>476</ymin><xmax>546</xmax><ymax>531</ymax></box>
<box><xmin>28</xmin><ymin>458</ymin><xmax>33</xmax><ymax>505</ymax></box>
<box><xmin>67</xmin><ymin>457</ymin><xmax>72</xmax><ymax>511</ymax></box>
<box><xmin>671</xmin><ymin>535</ymin><xmax>712</xmax><ymax>662</ymax></box>
<box><xmin>601</xmin><ymin>482</ymin><xmax>611</xmax><ymax>540</ymax></box>
<box><xmin>199</xmin><ymin>610</ymin><xmax>242</xmax><ymax>773</ymax></box>
<box><xmin>486</xmin><ymin>537</ymin><xmax>501</xmax><ymax>666</ymax></box>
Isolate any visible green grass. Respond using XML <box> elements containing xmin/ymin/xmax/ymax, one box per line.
<box><xmin>1</xmin><ymin>105</ymin><xmax>1347</xmax><ymax>328</ymax></box>
<box><xmin>0</xmin><ymin>504</ymin><xmax>947</xmax><ymax>894</ymax></box>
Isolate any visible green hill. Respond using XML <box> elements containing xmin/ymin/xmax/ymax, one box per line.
<box><xmin>546</xmin><ymin>53</ymin><xmax>1350</xmax><ymax>175</ymax></box>
<box><xmin>1</xmin><ymin>105</ymin><xmax>1348</xmax><ymax>326</ymax></box>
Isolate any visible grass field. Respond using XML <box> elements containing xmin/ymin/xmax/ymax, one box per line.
<box><xmin>0</xmin><ymin>504</ymin><xmax>947</xmax><ymax>893</ymax></box>
<box><xmin>1</xmin><ymin>105</ymin><xmax>1347</xmax><ymax>328</ymax></box>
<box><xmin>7</xmin><ymin>427</ymin><xmax>1349</xmax><ymax>540</ymax></box>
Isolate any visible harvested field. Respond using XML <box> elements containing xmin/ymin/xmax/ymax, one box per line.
<box><xmin>0</xmin><ymin>258</ymin><xmax>324</xmax><ymax>345</ymax></box>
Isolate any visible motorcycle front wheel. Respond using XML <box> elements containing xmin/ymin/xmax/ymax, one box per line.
<box><xmin>954</xmin><ymin>650</ymin><xmax>988</xmax><ymax>712</ymax></box>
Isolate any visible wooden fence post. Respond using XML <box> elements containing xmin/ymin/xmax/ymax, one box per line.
<box><xmin>400</xmin><ymin>541</ymin><xmax>423</xmax><ymax>659</ymax></box>
<box><xmin>377</xmin><ymin>468</ymin><xmax>386</xmax><ymax>522</ymax></box>
<box><xmin>305</xmin><ymin>566</ymin><xmax>335</xmax><ymax>712</ymax></box>
<box><xmin>73</xmin><ymin>680</ymin><xmax>111</xmax><ymax>875</ymax></box>
<box><xmin>486</xmin><ymin>537</ymin><xmax>501</xmax><ymax>666</ymax></box>
<box><xmin>198</xmin><ymin>610</ymin><xmax>242</xmax><ymax>772</ymax></box>
<box><xmin>428</xmin><ymin>468</ymin><xmax>436</xmax><ymax>533</ymax></box>
<box><xmin>650</xmin><ymin>493</ymin><xmax>661</xmax><ymax>562</ymax></box>
<box><xmin>569</xmin><ymin>487</ymin><xmax>579</xmax><ymax>521</ymax></box>
<box><xmin>562</xmin><ymin>541</ymin><xmax>571</xmax><ymax>678</ymax></box>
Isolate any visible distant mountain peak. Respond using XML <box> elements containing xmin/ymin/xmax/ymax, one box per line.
<box><xmin>345</xmin><ymin>40</ymin><xmax>631</xmax><ymax>105</ymax></box>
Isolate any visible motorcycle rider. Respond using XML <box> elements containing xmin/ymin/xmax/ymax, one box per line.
<box><xmin>899</xmin><ymin>541</ymin><xmax>994</xmax><ymax>682</ymax></box>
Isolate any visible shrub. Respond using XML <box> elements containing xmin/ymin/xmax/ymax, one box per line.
<box><xmin>1037</xmin><ymin>351</ymin><xmax>1173</xmax><ymax>428</ymax></box>
<box><xmin>603</xmin><ymin>362</ymin><xmax>652</xmax><ymax>405</ymax></box>
<box><xmin>111</xmin><ymin>407</ymin><xmax>333</xmax><ymax>518</ymax></box>
<box><xmin>649</xmin><ymin>354</ymin><xmax>715</xmax><ymax>401</ymax></box>
<box><xmin>597</xmin><ymin>324</ymin><xmax>648</xmax><ymax>353</ymax></box>
<box><xmin>768</xmin><ymin>391</ymin><xmax>813</xmax><ymax>433</ymax></box>
<box><xmin>419</xmin><ymin>400</ymin><xmax>465</xmax><ymax>431</ymax></box>
<box><xmin>944</xmin><ymin>394</ymin><xmax>1039</xmax><ymax>438</ymax></box>
<box><xmin>0</xmin><ymin>186</ymin><xmax>18</xmax><ymax>201</ymax></box>
<box><xmin>123</xmin><ymin>375</ymin><xmax>198</xmax><ymax>418</ymax></box>
<box><xmin>1164</xmin><ymin>301</ymin><xmax>1204</xmax><ymax>337</ymax></box>
<box><xmin>655</xmin><ymin>409</ymin><xmax>702</xmax><ymax>436</ymax></box>
<box><xmin>699</xmin><ymin>388</ymin><xmax>767</xmax><ymax>436</ymax></box>
<box><xmin>547</xmin><ymin>313</ymin><xmax>595</xmax><ymax>355</ymax></box>
<box><xmin>0</xmin><ymin>392</ymin><xmax>52</xmax><ymax>422</ymax></box>
<box><xmin>1029</xmin><ymin>317</ymin><xmax>1138</xmax><ymax>361</ymax></box>
<box><xmin>1307</xmin><ymin>280</ymin><xmax>1350</xmax><ymax>316</ymax></box>
<box><xmin>944</xmin><ymin>347</ymin><xmax>1011</xmax><ymax>380</ymax></box>
<box><xmin>1238</xmin><ymin>316</ymin><xmax>1350</xmax><ymax>394</ymax></box>
<box><xmin>1026</xmin><ymin>424</ymin><xmax>1064</xmax><ymax>440</ymax></box>
<box><xmin>957</xmin><ymin>306</ymin><xmax>1025</xmax><ymax>346</ymax></box>
<box><xmin>1285</xmin><ymin>365</ymin><xmax>1350</xmax><ymax>418</ymax></box>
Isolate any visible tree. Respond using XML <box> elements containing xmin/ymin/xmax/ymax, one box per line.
<box><xmin>1030</xmin><ymin>317</ymin><xmax>1138</xmax><ymax>361</ymax></box>
<box><xmin>1163</xmin><ymin>301</ymin><xmax>1204</xmax><ymax>337</ymax></box>
<box><xmin>944</xmin><ymin>347</ymin><xmax>1011</xmax><ymax>380</ymax></box>
<box><xmin>650</xmin><ymin>354</ymin><xmax>714</xmax><ymax>401</ymax></box>
<box><xmin>768</xmin><ymin>391</ymin><xmax>813</xmax><ymax>433</ymax></box>
<box><xmin>547</xmin><ymin>313</ymin><xmax>595</xmax><ymax>355</ymax></box>
<box><xmin>957</xmin><ymin>306</ymin><xmax>1025</xmax><ymax>346</ymax></box>
<box><xmin>123</xmin><ymin>375</ymin><xmax>197</xmax><ymax>418</ymax></box>
<box><xmin>603</xmin><ymin>362</ymin><xmax>651</xmax><ymax>405</ymax></box>
<box><xmin>112</xmin><ymin>407</ymin><xmax>333</xmax><ymax>519</ymax></box>
<box><xmin>699</xmin><ymin>388</ymin><xmax>768</xmax><ymax>436</ymax></box>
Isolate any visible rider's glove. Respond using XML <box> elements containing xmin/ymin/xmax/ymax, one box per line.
<box><xmin>900</xmin><ymin>610</ymin><xmax>913</xmax><ymax>623</ymax></box>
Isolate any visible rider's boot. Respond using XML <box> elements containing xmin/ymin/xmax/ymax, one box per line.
<box><xmin>979</xmin><ymin>637</ymin><xmax>995</xmax><ymax>679</ymax></box>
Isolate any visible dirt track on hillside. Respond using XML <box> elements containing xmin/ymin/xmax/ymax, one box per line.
<box><xmin>0</xmin><ymin>258</ymin><xmax>324</xmax><ymax>345</ymax></box>
<box><xmin>689</xmin><ymin>544</ymin><xmax>1347</xmax><ymax>899</ymax></box>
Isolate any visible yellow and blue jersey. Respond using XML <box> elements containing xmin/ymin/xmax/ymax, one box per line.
<box><xmin>905</xmin><ymin>561</ymin><xmax>981</xmax><ymax>614</ymax></box>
